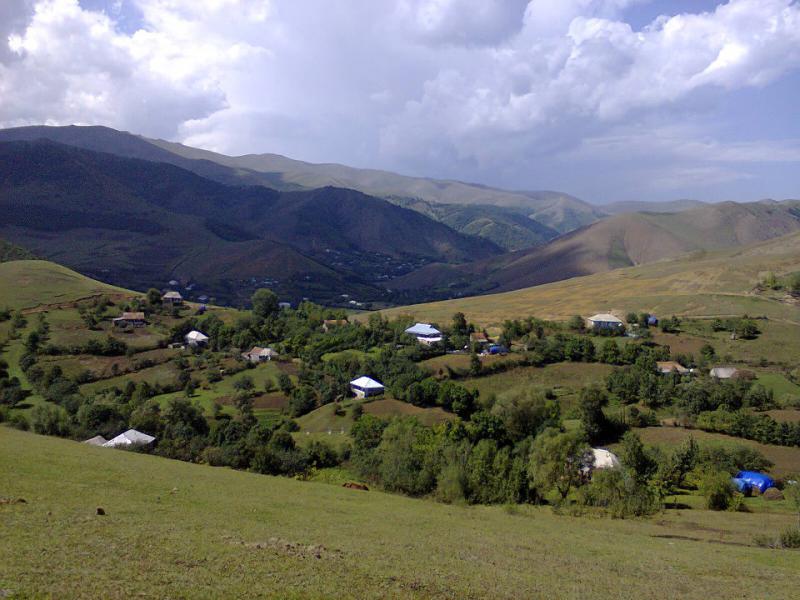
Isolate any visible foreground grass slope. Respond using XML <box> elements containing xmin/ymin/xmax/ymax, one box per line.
<box><xmin>0</xmin><ymin>260</ymin><xmax>126</xmax><ymax>311</ymax></box>
<box><xmin>2</xmin><ymin>428</ymin><xmax>799</xmax><ymax>599</ymax></box>
<box><xmin>378</xmin><ymin>231</ymin><xmax>800</xmax><ymax>327</ymax></box>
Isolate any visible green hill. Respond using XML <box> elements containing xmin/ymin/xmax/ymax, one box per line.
<box><xmin>0</xmin><ymin>260</ymin><xmax>126</xmax><ymax>311</ymax></box>
<box><xmin>2</xmin><ymin>427</ymin><xmax>799</xmax><ymax>599</ymax></box>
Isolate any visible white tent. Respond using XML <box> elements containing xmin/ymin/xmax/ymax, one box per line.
<box><xmin>591</xmin><ymin>448</ymin><xmax>621</xmax><ymax>470</ymax></box>
<box><xmin>102</xmin><ymin>429</ymin><xmax>156</xmax><ymax>448</ymax></box>
<box><xmin>350</xmin><ymin>376</ymin><xmax>385</xmax><ymax>398</ymax></box>
<box><xmin>184</xmin><ymin>330</ymin><xmax>209</xmax><ymax>346</ymax></box>
<box><xmin>84</xmin><ymin>435</ymin><xmax>107</xmax><ymax>446</ymax></box>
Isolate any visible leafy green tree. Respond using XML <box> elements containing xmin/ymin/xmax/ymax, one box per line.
<box><xmin>469</xmin><ymin>352</ymin><xmax>482</xmax><ymax>377</ymax></box>
<box><xmin>252</xmin><ymin>288</ymin><xmax>279</xmax><ymax>321</ymax></box>
<box><xmin>492</xmin><ymin>390</ymin><xmax>560</xmax><ymax>443</ymax></box>
<box><xmin>619</xmin><ymin>432</ymin><xmax>657</xmax><ymax>483</ymax></box>
<box><xmin>784</xmin><ymin>478</ymin><xmax>800</xmax><ymax>527</ymax></box>
<box><xmin>567</xmin><ymin>315</ymin><xmax>585</xmax><ymax>332</ymax></box>
<box><xmin>578</xmin><ymin>385</ymin><xmax>612</xmax><ymax>445</ymax></box>
<box><xmin>376</xmin><ymin>417</ymin><xmax>439</xmax><ymax>496</ymax></box>
<box><xmin>528</xmin><ymin>428</ymin><xmax>589</xmax><ymax>502</ymax></box>
<box><xmin>700</xmin><ymin>470</ymin><xmax>734</xmax><ymax>510</ymax></box>
<box><xmin>146</xmin><ymin>288</ymin><xmax>162</xmax><ymax>306</ymax></box>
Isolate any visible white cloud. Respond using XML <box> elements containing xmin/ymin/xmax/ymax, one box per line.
<box><xmin>0</xmin><ymin>0</ymin><xmax>799</xmax><ymax>201</ymax></box>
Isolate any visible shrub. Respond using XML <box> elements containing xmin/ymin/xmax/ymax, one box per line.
<box><xmin>700</xmin><ymin>470</ymin><xmax>734</xmax><ymax>510</ymax></box>
<box><xmin>779</xmin><ymin>527</ymin><xmax>800</xmax><ymax>548</ymax></box>
<box><xmin>9</xmin><ymin>413</ymin><xmax>30</xmax><ymax>431</ymax></box>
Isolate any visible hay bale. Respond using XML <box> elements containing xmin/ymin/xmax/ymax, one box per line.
<box><xmin>763</xmin><ymin>487</ymin><xmax>784</xmax><ymax>501</ymax></box>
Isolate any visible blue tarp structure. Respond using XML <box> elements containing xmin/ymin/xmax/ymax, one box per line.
<box><xmin>736</xmin><ymin>471</ymin><xmax>775</xmax><ymax>493</ymax></box>
<box><xmin>731</xmin><ymin>477</ymin><xmax>750</xmax><ymax>493</ymax></box>
<box><xmin>647</xmin><ymin>316</ymin><xmax>659</xmax><ymax>326</ymax></box>
<box><xmin>488</xmin><ymin>345</ymin><xmax>509</xmax><ymax>355</ymax></box>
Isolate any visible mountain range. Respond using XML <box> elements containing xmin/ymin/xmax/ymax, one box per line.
<box><xmin>0</xmin><ymin>124</ymin><xmax>797</xmax><ymax>307</ymax></box>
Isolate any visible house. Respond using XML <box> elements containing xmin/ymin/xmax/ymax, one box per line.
<box><xmin>586</xmin><ymin>313</ymin><xmax>624</xmax><ymax>330</ymax></box>
<box><xmin>710</xmin><ymin>367</ymin><xmax>738</xmax><ymax>379</ymax></box>
<box><xmin>242</xmin><ymin>346</ymin><xmax>278</xmax><ymax>363</ymax></box>
<box><xmin>350</xmin><ymin>376</ymin><xmax>385</xmax><ymax>399</ymax></box>
<box><xmin>84</xmin><ymin>435</ymin><xmax>108</xmax><ymax>446</ymax></box>
<box><xmin>162</xmin><ymin>290</ymin><xmax>183</xmax><ymax>305</ymax></box>
<box><xmin>470</xmin><ymin>332</ymin><xmax>491</xmax><ymax>346</ymax></box>
<box><xmin>279</xmin><ymin>302</ymin><xmax>292</xmax><ymax>310</ymax></box>
<box><xmin>184</xmin><ymin>330</ymin><xmax>209</xmax><ymax>347</ymax></box>
<box><xmin>102</xmin><ymin>429</ymin><xmax>156</xmax><ymax>448</ymax></box>
<box><xmin>112</xmin><ymin>311</ymin><xmax>146</xmax><ymax>328</ymax></box>
<box><xmin>322</xmin><ymin>318</ymin><xmax>348</xmax><ymax>332</ymax></box>
<box><xmin>657</xmin><ymin>361</ymin><xmax>689</xmax><ymax>375</ymax></box>
<box><xmin>647</xmin><ymin>316</ymin><xmax>659</xmax><ymax>326</ymax></box>
<box><xmin>404</xmin><ymin>323</ymin><xmax>443</xmax><ymax>345</ymax></box>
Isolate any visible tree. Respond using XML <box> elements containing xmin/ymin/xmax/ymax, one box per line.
<box><xmin>567</xmin><ymin>315</ymin><xmax>585</xmax><ymax>332</ymax></box>
<box><xmin>528</xmin><ymin>428</ymin><xmax>589</xmax><ymax>502</ymax></box>
<box><xmin>700</xmin><ymin>470</ymin><xmax>734</xmax><ymax>510</ymax></box>
<box><xmin>492</xmin><ymin>390</ymin><xmax>560</xmax><ymax>443</ymax></box>
<box><xmin>619</xmin><ymin>432</ymin><xmax>657</xmax><ymax>483</ymax></box>
<box><xmin>146</xmin><ymin>288</ymin><xmax>162</xmax><ymax>306</ymax></box>
<box><xmin>578</xmin><ymin>385</ymin><xmax>612</xmax><ymax>445</ymax></box>
<box><xmin>469</xmin><ymin>352</ymin><xmax>482</xmax><ymax>377</ymax></box>
<box><xmin>252</xmin><ymin>288</ymin><xmax>279</xmax><ymax>321</ymax></box>
<box><xmin>451</xmin><ymin>312</ymin><xmax>468</xmax><ymax>336</ymax></box>
<box><xmin>277</xmin><ymin>372</ymin><xmax>294</xmax><ymax>395</ymax></box>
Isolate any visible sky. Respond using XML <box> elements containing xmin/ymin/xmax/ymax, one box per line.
<box><xmin>0</xmin><ymin>0</ymin><xmax>799</xmax><ymax>204</ymax></box>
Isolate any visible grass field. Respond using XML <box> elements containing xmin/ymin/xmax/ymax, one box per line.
<box><xmin>462</xmin><ymin>362</ymin><xmax>615</xmax><ymax>414</ymax></box>
<box><xmin>0</xmin><ymin>260</ymin><xmax>127</xmax><ymax>311</ymax></box>
<box><xmin>2</xmin><ymin>427</ymin><xmax>800</xmax><ymax>599</ymax></box>
<box><xmin>374</xmin><ymin>233</ymin><xmax>800</xmax><ymax>328</ymax></box>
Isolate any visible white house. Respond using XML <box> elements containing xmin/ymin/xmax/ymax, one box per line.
<box><xmin>185</xmin><ymin>330</ymin><xmax>209</xmax><ymax>347</ymax></box>
<box><xmin>404</xmin><ymin>323</ymin><xmax>443</xmax><ymax>345</ymax></box>
<box><xmin>112</xmin><ymin>311</ymin><xmax>146</xmax><ymax>328</ymax></box>
<box><xmin>102</xmin><ymin>429</ymin><xmax>156</xmax><ymax>448</ymax></box>
<box><xmin>242</xmin><ymin>346</ymin><xmax>278</xmax><ymax>363</ymax></box>
<box><xmin>586</xmin><ymin>313</ymin><xmax>624</xmax><ymax>330</ymax></box>
<box><xmin>657</xmin><ymin>361</ymin><xmax>689</xmax><ymax>375</ymax></box>
<box><xmin>162</xmin><ymin>290</ymin><xmax>183</xmax><ymax>305</ymax></box>
<box><xmin>350</xmin><ymin>376</ymin><xmax>385</xmax><ymax>399</ymax></box>
<box><xmin>278</xmin><ymin>302</ymin><xmax>292</xmax><ymax>310</ymax></box>
<box><xmin>710</xmin><ymin>367</ymin><xmax>738</xmax><ymax>379</ymax></box>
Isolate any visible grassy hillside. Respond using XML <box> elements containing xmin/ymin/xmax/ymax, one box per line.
<box><xmin>0</xmin><ymin>260</ymin><xmax>125</xmax><ymax>311</ymax></box>
<box><xmin>392</xmin><ymin>201</ymin><xmax>800</xmax><ymax>296</ymax></box>
<box><xmin>2</xmin><ymin>427</ymin><xmax>800</xmax><ymax>599</ymax></box>
<box><xmin>377</xmin><ymin>230</ymin><xmax>800</xmax><ymax>327</ymax></box>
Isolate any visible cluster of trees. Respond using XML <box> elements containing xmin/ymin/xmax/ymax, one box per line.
<box><xmin>710</xmin><ymin>317</ymin><xmax>760</xmax><ymax>339</ymax></box>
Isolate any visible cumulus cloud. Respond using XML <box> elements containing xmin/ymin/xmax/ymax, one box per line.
<box><xmin>1</xmin><ymin>0</ymin><xmax>799</xmax><ymax>201</ymax></box>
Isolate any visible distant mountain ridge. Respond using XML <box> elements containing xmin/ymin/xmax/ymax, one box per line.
<box><xmin>0</xmin><ymin>139</ymin><xmax>500</xmax><ymax>305</ymax></box>
<box><xmin>0</xmin><ymin>125</ymin><xmax>600</xmax><ymax>249</ymax></box>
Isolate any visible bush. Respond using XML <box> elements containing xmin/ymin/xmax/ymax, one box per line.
<box><xmin>9</xmin><ymin>413</ymin><xmax>30</xmax><ymax>431</ymax></box>
<box><xmin>700</xmin><ymin>470</ymin><xmax>734</xmax><ymax>510</ymax></box>
<box><xmin>577</xmin><ymin>469</ymin><xmax>661</xmax><ymax>518</ymax></box>
<box><xmin>779</xmin><ymin>527</ymin><xmax>800</xmax><ymax>548</ymax></box>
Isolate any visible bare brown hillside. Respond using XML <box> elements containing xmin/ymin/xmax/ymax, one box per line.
<box><xmin>391</xmin><ymin>200</ymin><xmax>800</xmax><ymax>295</ymax></box>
